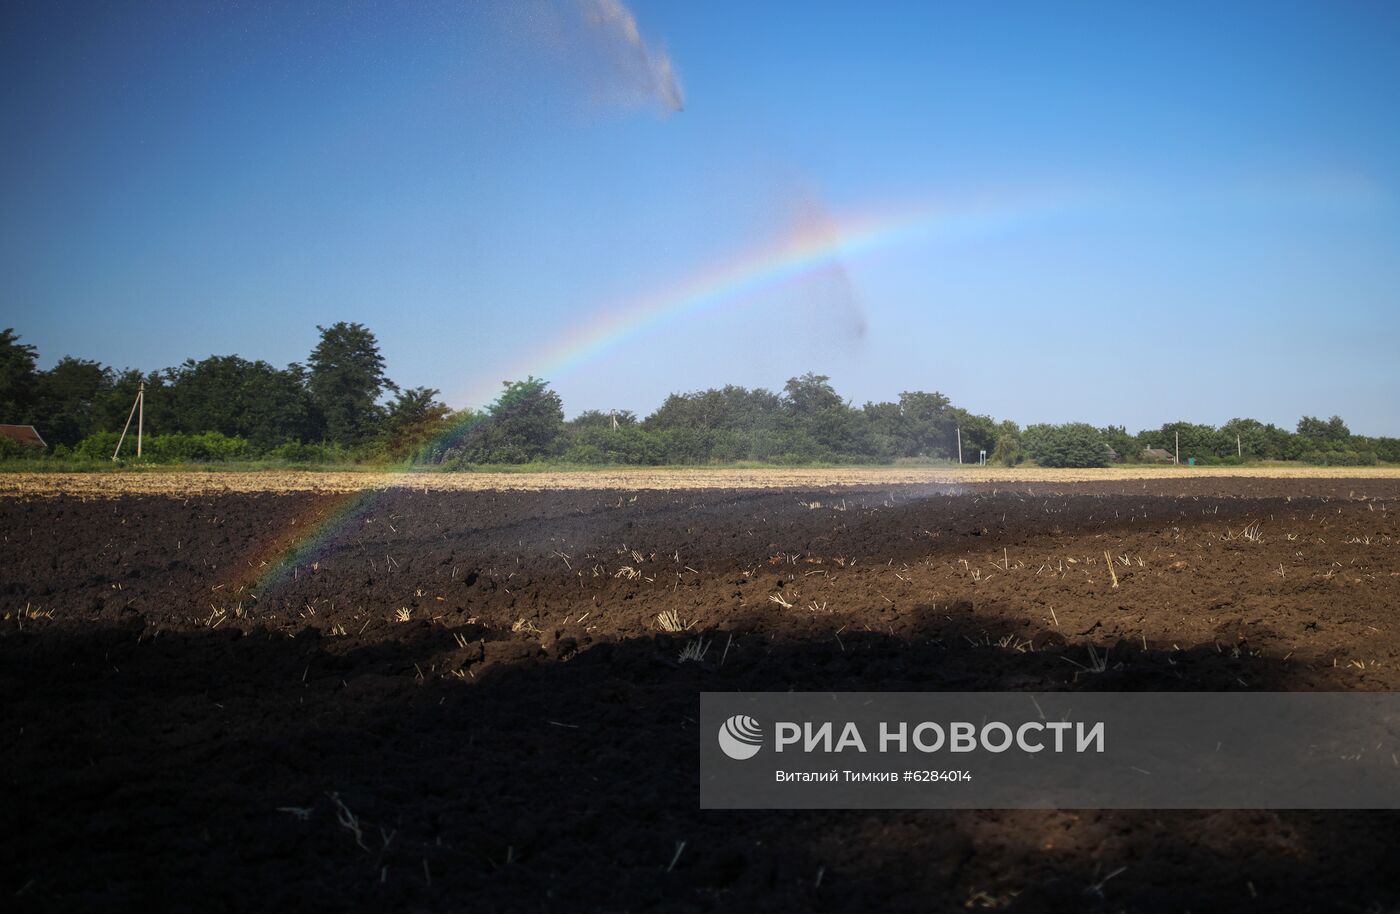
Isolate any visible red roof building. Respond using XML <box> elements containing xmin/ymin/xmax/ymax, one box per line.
<box><xmin>0</xmin><ymin>425</ymin><xmax>47</xmax><ymax>449</ymax></box>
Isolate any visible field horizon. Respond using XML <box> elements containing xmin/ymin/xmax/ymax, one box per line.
<box><xmin>6</xmin><ymin>463</ymin><xmax>1400</xmax><ymax>497</ymax></box>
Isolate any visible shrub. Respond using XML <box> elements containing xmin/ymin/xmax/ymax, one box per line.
<box><xmin>990</xmin><ymin>434</ymin><xmax>1025</xmax><ymax>467</ymax></box>
<box><xmin>1022</xmin><ymin>423</ymin><xmax>1110</xmax><ymax>468</ymax></box>
<box><xmin>73</xmin><ymin>430</ymin><xmax>250</xmax><ymax>463</ymax></box>
<box><xmin>1193</xmin><ymin>454</ymin><xmax>1243</xmax><ymax>466</ymax></box>
<box><xmin>74</xmin><ymin>431</ymin><xmax>123</xmax><ymax>460</ymax></box>
<box><xmin>1301</xmin><ymin>449</ymin><xmax>1376</xmax><ymax>467</ymax></box>
<box><xmin>143</xmin><ymin>432</ymin><xmax>249</xmax><ymax>462</ymax></box>
<box><xmin>0</xmin><ymin>437</ymin><xmax>33</xmax><ymax>460</ymax></box>
<box><xmin>267</xmin><ymin>441</ymin><xmax>352</xmax><ymax>464</ymax></box>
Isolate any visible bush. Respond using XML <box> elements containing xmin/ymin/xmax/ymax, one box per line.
<box><xmin>561</xmin><ymin>426</ymin><xmax>662</xmax><ymax>465</ymax></box>
<box><xmin>1372</xmin><ymin>437</ymin><xmax>1400</xmax><ymax>463</ymax></box>
<box><xmin>1022</xmin><ymin>423</ymin><xmax>1110</xmax><ymax>468</ymax></box>
<box><xmin>1301</xmin><ymin>449</ymin><xmax>1376</xmax><ymax>467</ymax></box>
<box><xmin>1190</xmin><ymin>454</ymin><xmax>1243</xmax><ymax>466</ymax></box>
<box><xmin>74</xmin><ymin>431</ymin><xmax>123</xmax><ymax>460</ymax></box>
<box><xmin>990</xmin><ymin>434</ymin><xmax>1025</xmax><ymax>467</ymax></box>
<box><xmin>0</xmin><ymin>437</ymin><xmax>33</xmax><ymax>460</ymax></box>
<box><xmin>267</xmin><ymin>441</ymin><xmax>352</xmax><ymax>464</ymax></box>
<box><xmin>143</xmin><ymin>432</ymin><xmax>249</xmax><ymax>462</ymax></box>
<box><xmin>73</xmin><ymin>430</ymin><xmax>250</xmax><ymax>463</ymax></box>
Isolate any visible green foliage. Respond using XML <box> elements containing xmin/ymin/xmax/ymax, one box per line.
<box><xmin>894</xmin><ymin>390</ymin><xmax>955</xmax><ymax>458</ymax></box>
<box><xmin>144</xmin><ymin>432</ymin><xmax>250</xmax><ymax>462</ymax></box>
<box><xmin>380</xmin><ymin>387</ymin><xmax>454</xmax><ymax>458</ymax></box>
<box><xmin>6</xmin><ymin>322</ymin><xmax>1398</xmax><ymax>469</ymax></box>
<box><xmin>782</xmin><ymin>373</ymin><xmax>844</xmax><ymax>417</ymax></box>
<box><xmin>951</xmin><ymin>409</ymin><xmax>998</xmax><ymax>460</ymax></box>
<box><xmin>1220</xmin><ymin>417</ymin><xmax>1294</xmax><ymax>460</ymax></box>
<box><xmin>159</xmin><ymin>356</ymin><xmax>317</xmax><ymax>448</ymax></box>
<box><xmin>1100</xmin><ymin>425</ymin><xmax>1136</xmax><ymax>462</ymax></box>
<box><xmin>990</xmin><ymin>431</ymin><xmax>1025</xmax><ymax>467</ymax></box>
<box><xmin>446</xmin><ymin>377</ymin><xmax>564</xmax><ymax>464</ymax></box>
<box><xmin>35</xmin><ymin>357</ymin><xmax>112</xmax><ymax>446</ymax></box>
<box><xmin>74</xmin><ymin>430</ymin><xmax>250</xmax><ymax>463</ymax></box>
<box><xmin>648</xmin><ymin>385</ymin><xmax>783</xmax><ymax>431</ymax></box>
<box><xmin>266</xmin><ymin>441</ymin><xmax>353</xmax><ymax>464</ymax></box>
<box><xmin>0</xmin><ymin>328</ymin><xmax>40</xmax><ymax>422</ymax></box>
<box><xmin>1140</xmin><ymin>422</ymin><xmax>1232</xmax><ymax>460</ymax></box>
<box><xmin>1300</xmin><ymin>449</ymin><xmax>1376</xmax><ymax>467</ymax></box>
<box><xmin>562</xmin><ymin>425</ymin><xmax>661</xmax><ymax>464</ymax></box>
<box><xmin>568</xmin><ymin>409</ymin><xmax>637</xmax><ymax>430</ymax></box>
<box><xmin>1022</xmin><ymin>423</ymin><xmax>1110</xmax><ymax>468</ymax></box>
<box><xmin>0</xmin><ymin>436</ymin><xmax>31</xmax><ymax>459</ymax></box>
<box><xmin>1370</xmin><ymin>437</ymin><xmax>1400</xmax><ymax>463</ymax></box>
<box><xmin>308</xmin><ymin>322</ymin><xmax>392</xmax><ymax>446</ymax></box>
<box><xmin>1298</xmin><ymin>415</ymin><xmax>1351</xmax><ymax>442</ymax></box>
<box><xmin>73</xmin><ymin>431</ymin><xmax>122</xmax><ymax>460</ymax></box>
<box><xmin>413</xmin><ymin>411</ymin><xmax>485</xmax><ymax>465</ymax></box>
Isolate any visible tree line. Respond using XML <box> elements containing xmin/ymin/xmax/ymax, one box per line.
<box><xmin>1</xmin><ymin>325</ymin><xmax>1395</xmax><ymax>467</ymax></box>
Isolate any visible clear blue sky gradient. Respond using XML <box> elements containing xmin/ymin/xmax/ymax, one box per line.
<box><xmin>3</xmin><ymin>1</ymin><xmax>1398</xmax><ymax>433</ymax></box>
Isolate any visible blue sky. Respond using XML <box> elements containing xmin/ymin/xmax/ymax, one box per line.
<box><xmin>3</xmin><ymin>0</ymin><xmax>1398</xmax><ymax>433</ymax></box>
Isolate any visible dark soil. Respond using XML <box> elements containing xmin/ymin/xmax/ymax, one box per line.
<box><xmin>3</xmin><ymin>477</ymin><xmax>1400</xmax><ymax>912</ymax></box>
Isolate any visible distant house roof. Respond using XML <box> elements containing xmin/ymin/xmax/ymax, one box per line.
<box><xmin>1141</xmin><ymin>447</ymin><xmax>1172</xmax><ymax>460</ymax></box>
<box><xmin>0</xmin><ymin>424</ymin><xmax>47</xmax><ymax>448</ymax></box>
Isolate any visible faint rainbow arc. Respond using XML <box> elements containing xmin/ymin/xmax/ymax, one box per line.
<box><xmin>454</xmin><ymin>192</ymin><xmax>1073</xmax><ymax>409</ymax></box>
<box><xmin>247</xmin><ymin>193</ymin><xmax>1073</xmax><ymax>594</ymax></box>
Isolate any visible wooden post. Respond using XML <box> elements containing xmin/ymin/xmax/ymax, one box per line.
<box><xmin>1174</xmin><ymin>431</ymin><xmax>1179</xmax><ymax>465</ymax></box>
<box><xmin>113</xmin><ymin>385</ymin><xmax>142</xmax><ymax>460</ymax></box>
<box><xmin>956</xmin><ymin>425</ymin><xmax>963</xmax><ymax>464</ymax></box>
<box><xmin>136</xmin><ymin>382</ymin><xmax>144</xmax><ymax>457</ymax></box>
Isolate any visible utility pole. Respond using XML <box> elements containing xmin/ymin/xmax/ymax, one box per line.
<box><xmin>609</xmin><ymin>409</ymin><xmax>618</xmax><ymax>431</ymax></box>
<box><xmin>1174</xmin><ymin>431</ymin><xmax>1179</xmax><ymax>466</ymax></box>
<box><xmin>956</xmin><ymin>425</ymin><xmax>963</xmax><ymax>464</ymax></box>
<box><xmin>113</xmin><ymin>381</ymin><xmax>145</xmax><ymax>461</ymax></box>
<box><xmin>1237</xmin><ymin>433</ymin><xmax>1242</xmax><ymax>459</ymax></box>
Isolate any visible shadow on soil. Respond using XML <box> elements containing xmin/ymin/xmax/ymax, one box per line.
<box><xmin>3</xmin><ymin>607</ymin><xmax>1397</xmax><ymax>914</ymax></box>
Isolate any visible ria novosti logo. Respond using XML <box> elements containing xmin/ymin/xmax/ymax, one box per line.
<box><xmin>716</xmin><ymin>714</ymin><xmax>1107</xmax><ymax>761</ymax></box>
<box><xmin>717</xmin><ymin>715</ymin><xmax>764</xmax><ymax>760</ymax></box>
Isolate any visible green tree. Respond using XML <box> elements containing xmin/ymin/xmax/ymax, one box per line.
<box><xmin>779</xmin><ymin>373</ymin><xmax>869</xmax><ymax>460</ymax></box>
<box><xmin>951</xmin><ymin>409</ymin><xmax>998</xmax><ymax>461</ymax></box>
<box><xmin>648</xmin><ymin>386</ymin><xmax>783</xmax><ymax>433</ymax></box>
<box><xmin>989</xmin><ymin>420</ymin><xmax>1025</xmax><ymax>466</ymax></box>
<box><xmin>36</xmin><ymin>357</ymin><xmax>112</xmax><ymax>446</ymax></box>
<box><xmin>0</xmin><ymin>329</ymin><xmax>39</xmax><ymax>423</ymax></box>
<box><xmin>1297</xmin><ymin>415</ymin><xmax>1350</xmax><ymax>443</ymax></box>
<box><xmin>782</xmin><ymin>373</ymin><xmax>844</xmax><ymax>417</ymax></box>
<box><xmin>897</xmin><ymin>390</ymin><xmax>955</xmax><ymax>458</ymax></box>
<box><xmin>387</xmin><ymin>387</ymin><xmax>450</xmax><ymax>431</ymax></box>
<box><xmin>240</xmin><ymin>362</ymin><xmax>320</xmax><ymax>448</ymax></box>
<box><xmin>156</xmin><ymin>356</ymin><xmax>316</xmax><ymax>449</ymax></box>
<box><xmin>1141</xmin><ymin>421</ymin><xmax>1230</xmax><ymax>461</ymax></box>
<box><xmin>569</xmin><ymin>409</ymin><xmax>637</xmax><ymax>430</ymax></box>
<box><xmin>1023</xmin><ymin>423</ymin><xmax>1110</xmax><ymax>468</ymax></box>
<box><xmin>859</xmin><ymin>401</ymin><xmax>904</xmax><ymax>462</ymax></box>
<box><xmin>307</xmin><ymin>323</ymin><xmax>394</xmax><ymax>446</ymax></box>
<box><xmin>463</xmin><ymin>377</ymin><xmax>564</xmax><ymax>463</ymax></box>
<box><xmin>383</xmin><ymin>386</ymin><xmax>453</xmax><ymax>457</ymax></box>
<box><xmin>1101</xmin><ymin>424</ymin><xmax>1137</xmax><ymax>462</ymax></box>
<box><xmin>99</xmin><ymin>369</ymin><xmax>155</xmax><ymax>443</ymax></box>
<box><xmin>162</xmin><ymin>356</ymin><xmax>250</xmax><ymax>435</ymax></box>
<box><xmin>990</xmin><ymin>433</ymin><xmax>1025</xmax><ymax>466</ymax></box>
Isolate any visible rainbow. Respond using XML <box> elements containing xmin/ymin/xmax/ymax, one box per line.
<box><xmin>245</xmin><ymin>190</ymin><xmax>1078</xmax><ymax>595</ymax></box>
<box><xmin>453</xmin><ymin>190</ymin><xmax>1076</xmax><ymax>409</ymax></box>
